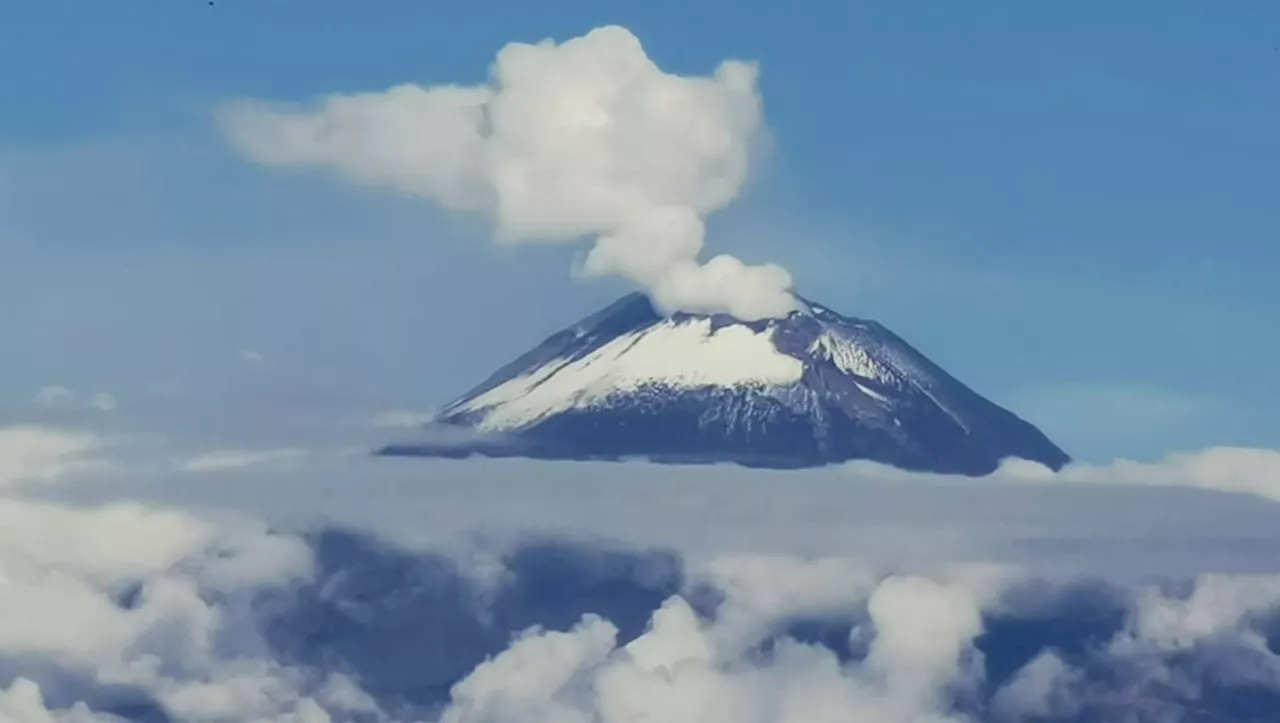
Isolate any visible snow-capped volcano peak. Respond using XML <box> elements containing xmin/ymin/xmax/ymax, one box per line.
<box><xmin>447</xmin><ymin>315</ymin><xmax>803</xmax><ymax>431</ymax></box>
<box><xmin>381</xmin><ymin>293</ymin><xmax>1069</xmax><ymax>475</ymax></box>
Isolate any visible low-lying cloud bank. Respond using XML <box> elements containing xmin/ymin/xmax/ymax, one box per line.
<box><xmin>994</xmin><ymin>446</ymin><xmax>1280</xmax><ymax>502</ymax></box>
<box><xmin>8</xmin><ymin>511</ymin><xmax>1280</xmax><ymax>723</ymax></box>
<box><xmin>7</xmin><ymin>424</ymin><xmax>1280</xmax><ymax>721</ymax></box>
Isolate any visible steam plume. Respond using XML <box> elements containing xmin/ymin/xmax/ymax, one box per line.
<box><xmin>219</xmin><ymin>25</ymin><xmax>799</xmax><ymax>320</ymax></box>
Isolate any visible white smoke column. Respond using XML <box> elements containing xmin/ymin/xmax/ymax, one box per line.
<box><xmin>219</xmin><ymin>25</ymin><xmax>799</xmax><ymax>320</ymax></box>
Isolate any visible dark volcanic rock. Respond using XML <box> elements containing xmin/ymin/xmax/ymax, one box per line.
<box><xmin>378</xmin><ymin>293</ymin><xmax>1069</xmax><ymax>475</ymax></box>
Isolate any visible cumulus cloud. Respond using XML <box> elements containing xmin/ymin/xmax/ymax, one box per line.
<box><xmin>990</xmin><ymin>650</ymin><xmax>1084</xmax><ymax>721</ymax></box>
<box><xmin>0</xmin><ymin>425</ymin><xmax>360</xmax><ymax>721</ymax></box>
<box><xmin>219</xmin><ymin>25</ymin><xmax>799</xmax><ymax>320</ymax></box>
<box><xmin>418</xmin><ymin>553</ymin><xmax>1280</xmax><ymax>723</ymax></box>
<box><xmin>0</xmin><ymin>425</ymin><xmax>349</xmax><ymax>722</ymax></box>
<box><xmin>437</xmin><ymin>572</ymin><xmax>997</xmax><ymax>723</ymax></box>
<box><xmin>989</xmin><ymin>572</ymin><xmax>1280</xmax><ymax>721</ymax></box>
<box><xmin>703</xmin><ymin>556</ymin><xmax>880</xmax><ymax>655</ymax></box>
<box><xmin>0</xmin><ymin>495</ymin><xmax>370</xmax><ymax>723</ymax></box>
<box><xmin>0</xmin><ymin>678</ymin><xmax>118</xmax><ymax>722</ymax></box>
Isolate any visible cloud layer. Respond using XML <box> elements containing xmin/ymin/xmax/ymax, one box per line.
<box><xmin>994</xmin><ymin>445</ymin><xmax>1280</xmax><ymax>503</ymax></box>
<box><xmin>9</xmin><ymin>424</ymin><xmax>1280</xmax><ymax>721</ymax></box>
<box><xmin>219</xmin><ymin>25</ymin><xmax>798</xmax><ymax>320</ymax></box>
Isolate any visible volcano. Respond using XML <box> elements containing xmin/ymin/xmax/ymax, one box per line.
<box><xmin>378</xmin><ymin>293</ymin><xmax>1069</xmax><ymax>475</ymax></box>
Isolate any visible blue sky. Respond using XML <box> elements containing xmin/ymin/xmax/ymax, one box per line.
<box><xmin>2</xmin><ymin>0</ymin><xmax>1278</xmax><ymax>461</ymax></box>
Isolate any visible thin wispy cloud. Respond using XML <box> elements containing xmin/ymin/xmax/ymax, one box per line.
<box><xmin>0</xmin><ymin>425</ymin><xmax>103</xmax><ymax>490</ymax></box>
<box><xmin>239</xmin><ymin>349</ymin><xmax>267</xmax><ymax>366</ymax></box>
<box><xmin>179</xmin><ymin>447</ymin><xmax>306</xmax><ymax>473</ymax></box>
<box><xmin>32</xmin><ymin>386</ymin><xmax>119</xmax><ymax>414</ymax></box>
<box><xmin>32</xmin><ymin>385</ymin><xmax>75</xmax><ymax>409</ymax></box>
<box><xmin>371</xmin><ymin>409</ymin><xmax>436</xmax><ymax>428</ymax></box>
<box><xmin>87</xmin><ymin>392</ymin><xmax>117</xmax><ymax>412</ymax></box>
<box><xmin>145</xmin><ymin>378</ymin><xmax>185</xmax><ymax>398</ymax></box>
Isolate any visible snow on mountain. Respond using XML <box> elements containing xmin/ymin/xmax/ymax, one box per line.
<box><xmin>378</xmin><ymin>293</ymin><xmax>1070</xmax><ymax>475</ymax></box>
<box><xmin>454</xmin><ymin>318</ymin><xmax>805</xmax><ymax>431</ymax></box>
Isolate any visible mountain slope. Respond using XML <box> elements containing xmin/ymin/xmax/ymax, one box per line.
<box><xmin>379</xmin><ymin>293</ymin><xmax>1070</xmax><ymax>475</ymax></box>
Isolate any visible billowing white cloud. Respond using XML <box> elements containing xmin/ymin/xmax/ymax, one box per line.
<box><xmin>990</xmin><ymin>650</ymin><xmax>1083</xmax><ymax>721</ymax></box>
<box><xmin>703</xmin><ymin>556</ymin><xmax>879</xmax><ymax>655</ymax></box>
<box><xmin>439</xmin><ymin>572</ymin><xmax>996</xmax><ymax>723</ymax></box>
<box><xmin>864</xmin><ymin>575</ymin><xmax>985</xmax><ymax>707</ymax></box>
<box><xmin>991</xmin><ymin>572</ymin><xmax>1280</xmax><ymax>721</ymax></box>
<box><xmin>0</xmin><ymin>678</ymin><xmax>117</xmax><ymax>723</ymax></box>
<box><xmin>1125</xmin><ymin>572</ymin><xmax>1280</xmax><ymax>650</ymax></box>
<box><xmin>0</xmin><ymin>484</ymin><xmax>356</xmax><ymax>723</ymax></box>
<box><xmin>220</xmin><ymin>25</ymin><xmax>798</xmax><ymax>320</ymax></box>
